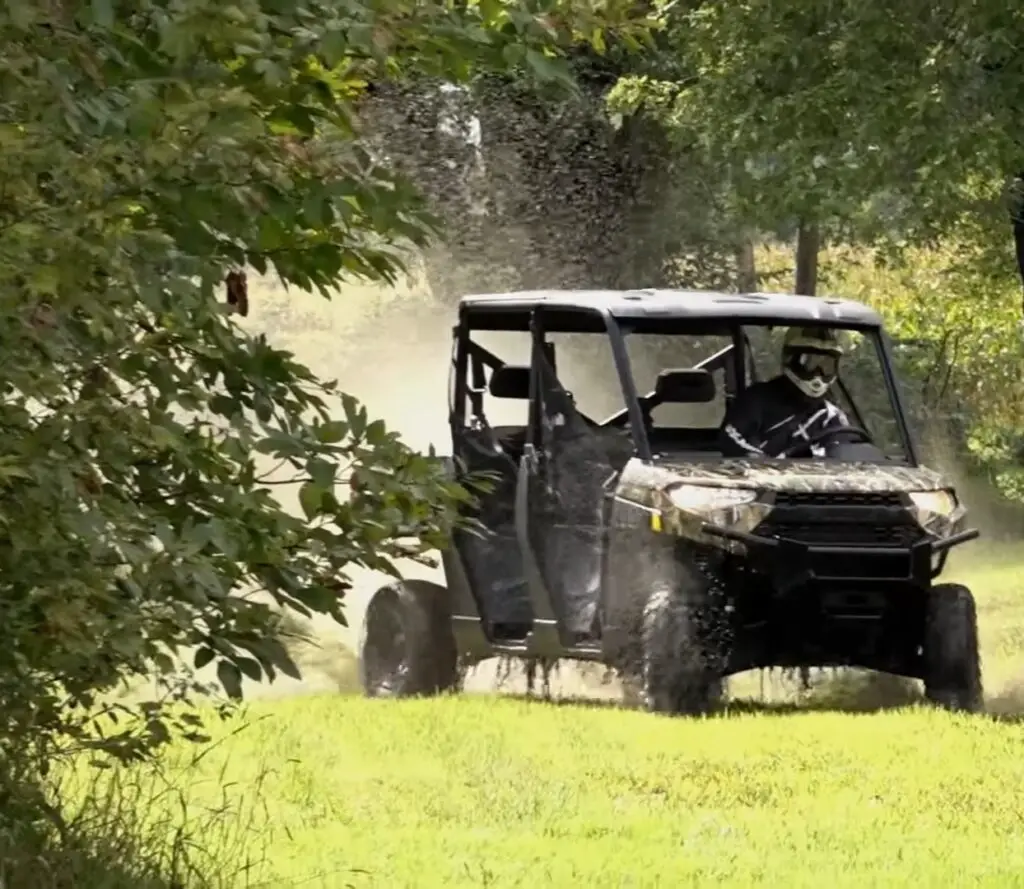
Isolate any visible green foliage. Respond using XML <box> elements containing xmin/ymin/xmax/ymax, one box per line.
<box><xmin>0</xmin><ymin>0</ymin><xmax>649</xmax><ymax>783</ymax></box>
<box><xmin>0</xmin><ymin>738</ymin><xmax>266</xmax><ymax>888</ymax></box>
<box><xmin>612</xmin><ymin>0</ymin><xmax>1024</xmax><ymax>279</ymax></box>
<box><xmin>611</xmin><ymin>0</ymin><xmax>1024</xmax><ymax>494</ymax></box>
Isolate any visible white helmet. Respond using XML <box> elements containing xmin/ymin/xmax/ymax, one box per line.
<box><xmin>782</xmin><ymin>327</ymin><xmax>843</xmax><ymax>399</ymax></box>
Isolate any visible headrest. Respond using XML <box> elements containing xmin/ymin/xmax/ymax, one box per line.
<box><xmin>489</xmin><ymin>365</ymin><xmax>531</xmax><ymax>399</ymax></box>
<box><xmin>653</xmin><ymin>368</ymin><xmax>716</xmax><ymax>404</ymax></box>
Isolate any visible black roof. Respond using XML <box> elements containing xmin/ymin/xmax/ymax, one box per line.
<box><xmin>459</xmin><ymin>289</ymin><xmax>884</xmax><ymax>333</ymax></box>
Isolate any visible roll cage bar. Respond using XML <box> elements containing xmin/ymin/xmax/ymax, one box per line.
<box><xmin>449</xmin><ymin>305</ymin><xmax>920</xmax><ymax>466</ymax></box>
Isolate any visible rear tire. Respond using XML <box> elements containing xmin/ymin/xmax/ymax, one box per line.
<box><xmin>641</xmin><ymin>586</ymin><xmax>723</xmax><ymax>716</ymax></box>
<box><xmin>359</xmin><ymin>580</ymin><xmax>459</xmax><ymax>698</ymax></box>
<box><xmin>923</xmin><ymin>582</ymin><xmax>982</xmax><ymax>713</ymax></box>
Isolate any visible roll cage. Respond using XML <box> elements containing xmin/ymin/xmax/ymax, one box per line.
<box><xmin>448</xmin><ymin>301</ymin><xmax>920</xmax><ymax>466</ymax></box>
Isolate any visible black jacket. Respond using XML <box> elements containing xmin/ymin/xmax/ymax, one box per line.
<box><xmin>718</xmin><ymin>375</ymin><xmax>850</xmax><ymax>458</ymax></box>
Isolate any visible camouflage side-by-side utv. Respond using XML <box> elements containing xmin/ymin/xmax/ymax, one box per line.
<box><xmin>358</xmin><ymin>289</ymin><xmax>982</xmax><ymax>714</ymax></box>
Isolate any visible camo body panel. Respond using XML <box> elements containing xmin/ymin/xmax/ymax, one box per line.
<box><xmin>617</xmin><ymin>458</ymin><xmax>949</xmax><ymax>497</ymax></box>
<box><xmin>610</xmin><ymin>490</ymin><xmax>773</xmax><ymax>545</ymax></box>
<box><xmin>613</xmin><ymin>457</ymin><xmax>963</xmax><ymax>549</ymax></box>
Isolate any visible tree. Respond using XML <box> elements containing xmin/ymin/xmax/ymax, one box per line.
<box><xmin>0</xmin><ymin>0</ymin><xmax>649</xmax><ymax>790</ymax></box>
<box><xmin>611</xmin><ymin>0</ymin><xmax>1024</xmax><ymax>292</ymax></box>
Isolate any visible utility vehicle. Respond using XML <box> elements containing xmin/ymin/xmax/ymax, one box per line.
<box><xmin>358</xmin><ymin>289</ymin><xmax>982</xmax><ymax>714</ymax></box>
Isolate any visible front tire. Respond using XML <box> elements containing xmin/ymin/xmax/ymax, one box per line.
<box><xmin>359</xmin><ymin>580</ymin><xmax>459</xmax><ymax>698</ymax></box>
<box><xmin>923</xmin><ymin>582</ymin><xmax>982</xmax><ymax>713</ymax></box>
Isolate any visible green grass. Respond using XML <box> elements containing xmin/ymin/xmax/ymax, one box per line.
<box><xmin>148</xmin><ymin>697</ymin><xmax>1024</xmax><ymax>888</ymax></box>
<box><xmin>76</xmin><ymin>546</ymin><xmax>1024</xmax><ymax>888</ymax></box>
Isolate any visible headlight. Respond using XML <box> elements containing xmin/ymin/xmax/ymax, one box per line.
<box><xmin>661</xmin><ymin>484</ymin><xmax>766</xmax><ymax>544</ymax></box>
<box><xmin>669</xmin><ymin>485</ymin><xmax>758</xmax><ymax>511</ymax></box>
<box><xmin>908</xmin><ymin>489</ymin><xmax>958</xmax><ymax>518</ymax></box>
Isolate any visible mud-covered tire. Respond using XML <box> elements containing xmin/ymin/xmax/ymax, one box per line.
<box><xmin>358</xmin><ymin>580</ymin><xmax>459</xmax><ymax>698</ymax></box>
<box><xmin>923</xmin><ymin>582</ymin><xmax>982</xmax><ymax>713</ymax></box>
<box><xmin>641</xmin><ymin>586</ymin><xmax>723</xmax><ymax>716</ymax></box>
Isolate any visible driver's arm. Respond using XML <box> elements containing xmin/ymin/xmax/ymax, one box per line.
<box><xmin>815</xmin><ymin>400</ymin><xmax>851</xmax><ymax>434</ymax></box>
<box><xmin>719</xmin><ymin>391</ymin><xmax>767</xmax><ymax>457</ymax></box>
<box><xmin>826</xmin><ymin>401</ymin><xmax>851</xmax><ymax>428</ymax></box>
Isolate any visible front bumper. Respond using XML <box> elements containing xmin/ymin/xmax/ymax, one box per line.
<box><xmin>700</xmin><ymin>522</ymin><xmax>979</xmax><ymax>590</ymax></box>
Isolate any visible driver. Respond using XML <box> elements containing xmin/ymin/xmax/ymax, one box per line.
<box><xmin>719</xmin><ymin>327</ymin><xmax>850</xmax><ymax>458</ymax></box>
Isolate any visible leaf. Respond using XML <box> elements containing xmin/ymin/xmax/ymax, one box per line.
<box><xmin>254</xmin><ymin>432</ymin><xmax>307</xmax><ymax>458</ymax></box>
<box><xmin>364</xmin><ymin>419</ymin><xmax>388</xmax><ymax>446</ymax></box>
<box><xmin>502</xmin><ymin>44</ymin><xmax>526</xmax><ymax>67</ymax></box>
<box><xmin>525</xmin><ymin>49</ymin><xmax>566</xmax><ymax>84</ymax></box>
<box><xmin>209</xmin><ymin>394</ymin><xmax>240</xmax><ymax>418</ymax></box>
<box><xmin>91</xmin><ymin>0</ymin><xmax>114</xmax><ymax>28</ymax></box>
<box><xmin>194</xmin><ymin>647</ymin><xmax>215</xmax><ymax>670</ymax></box>
<box><xmin>248</xmin><ymin>636</ymin><xmax>302</xmax><ymax>681</ymax></box>
<box><xmin>216</xmin><ymin>660</ymin><xmax>244</xmax><ymax>700</ymax></box>
<box><xmin>298</xmin><ymin>481</ymin><xmax>324</xmax><ymax>519</ymax></box>
<box><xmin>316</xmin><ymin>420</ymin><xmax>349</xmax><ymax>444</ymax></box>
<box><xmin>235</xmin><ymin>656</ymin><xmax>263</xmax><ymax>683</ymax></box>
<box><xmin>28</xmin><ymin>265</ymin><xmax>60</xmax><ymax>296</ymax></box>
<box><xmin>342</xmin><ymin>393</ymin><xmax>368</xmax><ymax>439</ymax></box>
<box><xmin>320</xmin><ymin>29</ymin><xmax>348</xmax><ymax>68</ymax></box>
<box><xmin>307</xmin><ymin>457</ymin><xmax>335</xmax><ymax>489</ymax></box>
<box><xmin>0</xmin><ymin>459</ymin><xmax>31</xmax><ymax>484</ymax></box>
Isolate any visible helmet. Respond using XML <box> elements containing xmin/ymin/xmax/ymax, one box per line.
<box><xmin>782</xmin><ymin>327</ymin><xmax>843</xmax><ymax>398</ymax></box>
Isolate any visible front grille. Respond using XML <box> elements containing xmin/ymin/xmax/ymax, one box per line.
<box><xmin>755</xmin><ymin>520</ymin><xmax>922</xmax><ymax>548</ymax></box>
<box><xmin>755</xmin><ymin>491</ymin><xmax>925</xmax><ymax>551</ymax></box>
<box><xmin>772</xmin><ymin>491</ymin><xmax>905</xmax><ymax>508</ymax></box>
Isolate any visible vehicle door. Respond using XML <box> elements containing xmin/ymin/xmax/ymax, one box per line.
<box><xmin>515</xmin><ymin>318</ymin><xmax>613</xmax><ymax>645</ymax></box>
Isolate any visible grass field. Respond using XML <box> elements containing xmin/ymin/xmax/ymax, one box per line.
<box><xmin>160</xmin><ymin>696</ymin><xmax>1024</xmax><ymax>889</ymax></box>
<box><xmin>79</xmin><ymin>544</ymin><xmax>1024</xmax><ymax>889</ymax></box>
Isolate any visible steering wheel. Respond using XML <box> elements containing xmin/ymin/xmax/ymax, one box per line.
<box><xmin>779</xmin><ymin>424</ymin><xmax>874</xmax><ymax>459</ymax></box>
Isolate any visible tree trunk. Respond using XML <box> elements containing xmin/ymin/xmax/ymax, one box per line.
<box><xmin>794</xmin><ymin>221</ymin><xmax>820</xmax><ymax>296</ymax></box>
<box><xmin>736</xmin><ymin>234</ymin><xmax>757</xmax><ymax>293</ymax></box>
<box><xmin>1010</xmin><ymin>172</ymin><xmax>1024</xmax><ymax>313</ymax></box>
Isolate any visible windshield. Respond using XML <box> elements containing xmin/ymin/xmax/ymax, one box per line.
<box><xmin>611</xmin><ymin>323</ymin><xmax>910</xmax><ymax>462</ymax></box>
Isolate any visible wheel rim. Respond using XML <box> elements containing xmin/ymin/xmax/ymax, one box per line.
<box><xmin>363</xmin><ymin>592</ymin><xmax>410</xmax><ymax>696</ymax></box>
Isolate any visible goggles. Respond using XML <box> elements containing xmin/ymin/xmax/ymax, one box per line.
<box><xmin>787</xmin><ymin>349</ymin><xmax>839</xmax><ymax>380</ymax></box>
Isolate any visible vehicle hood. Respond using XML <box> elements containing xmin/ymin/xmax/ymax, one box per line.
<box><xmin>620</xmin><ymin>458</ymin><xmax>949</xmax><ymax>496</ymax></box>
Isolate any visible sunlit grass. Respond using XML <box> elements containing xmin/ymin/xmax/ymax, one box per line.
<box><xmin>148</xmin><ymin>691</ymin><xmax>1024</xmax><ymax>887</ymax></box>
<box><xmin>65</xmin><ymin>550</ymin><xmax>1024</xmax><ymax>888</ymax></box>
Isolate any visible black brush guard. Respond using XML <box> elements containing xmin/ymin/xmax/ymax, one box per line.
<box><xmin>701</xmin><ymin>522</ymin><xmax>979</xmax><ymax>592</ymax></box>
